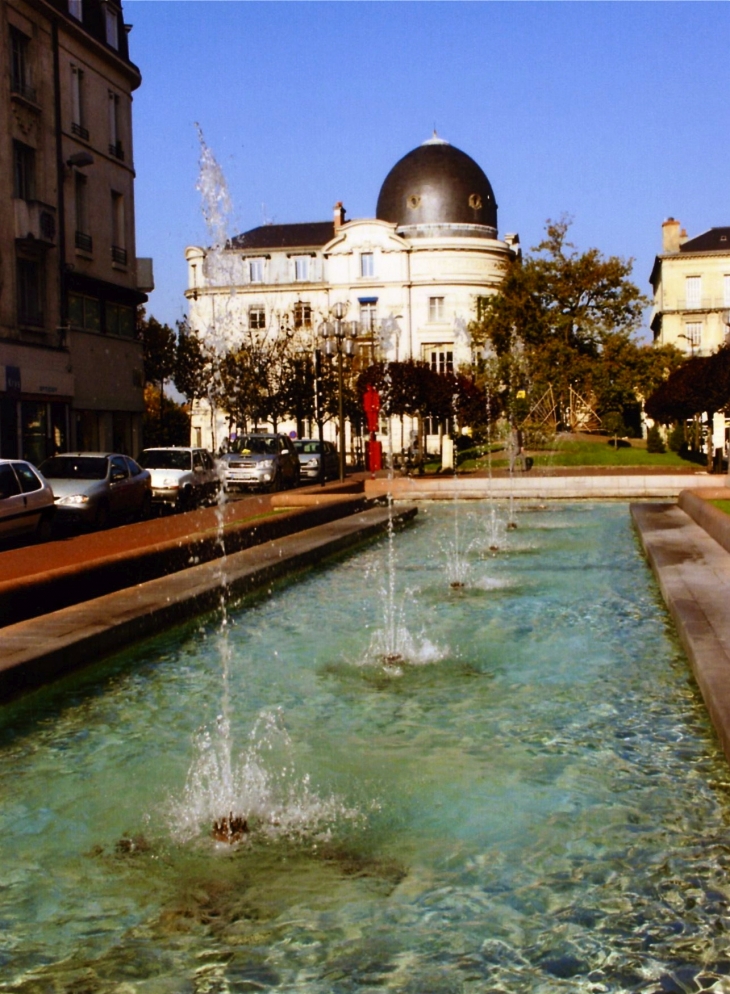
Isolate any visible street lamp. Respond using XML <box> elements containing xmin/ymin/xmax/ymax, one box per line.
<box><xmin>319</xmin><ymin>302</ymin><xmax>359</xmax><ymax>481</ymax></box>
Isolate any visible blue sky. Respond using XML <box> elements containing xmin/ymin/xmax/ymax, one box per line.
<box><xmin>127</xmin><ymin>1</ymin><xmax>730</xmax><ymax>341</ymax></box>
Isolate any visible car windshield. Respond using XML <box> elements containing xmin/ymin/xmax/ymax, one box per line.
<box><xmin>234</xmin><ymin>437</ymin><xmax>277</xmax><ymax>455</ymax></box>
<box><xmin>139</xmin><ymin>450</ymin><xmax>192</xmax><ymax>471</ymax></box>
<box><xmin>294</xmin><ymin>441</ymin><xmax>321</xmax><ymax>454</ymax></box>
<box><xmin>40</xmin><ymin>456</ymin><xmax>108</xmax><ymax>480</ymax></box>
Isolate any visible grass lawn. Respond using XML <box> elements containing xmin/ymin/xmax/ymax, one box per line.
<box><xmin>452</xmin><ymin>435</ymin><xmax>705</xmax><ymax>472</ymax></box>
<box><xmin>711</xmin><ymin>501</ymin><xmax>730</xmax><ymax>516</ymax></box>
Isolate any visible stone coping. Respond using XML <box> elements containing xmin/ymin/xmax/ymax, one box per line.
<box><xmin>0</xmin><ymin>504</ymin><xmax>417</xmax><ymax>701</ymax></box>
<box><xmin>366</xmin><ymin>474</ymin><xmax>726</xmax><ymax>500</ymax></box>
<box><xmin>631</xmin><ymin>501</ymin><xmax>730</xmax><ymax>766</ymax></box>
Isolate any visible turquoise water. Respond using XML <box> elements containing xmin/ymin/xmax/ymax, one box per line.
<box><xmin>2</xmin><ymin>502</ymin><xmax>730</xmax><ymax>993</ymax></box>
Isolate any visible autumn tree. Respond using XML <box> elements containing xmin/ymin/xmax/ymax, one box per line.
<box><xmin>471</xmin><ymin>218</ymin><xmax>651</xmax><ymax>428</ymax></box>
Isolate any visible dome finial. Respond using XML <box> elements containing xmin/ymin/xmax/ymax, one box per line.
<box><xmin>423</xmin><ymin>129</ymin><xmax>449</xmax><ymax>146</ymax></box>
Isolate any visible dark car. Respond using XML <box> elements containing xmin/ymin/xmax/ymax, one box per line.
<box><xmin>293</xmin><ymin>438</ymin><xmax>339</xmax><ymax>482</ymax></box>
<box><xmin>219</xmin><ymin>434</ymin><xmax>300</xmax><ymax>492</ymax></box>
<box><xmin>0</xmin><ymin>459</ymin><xmax>55</xmax><ymax>543</ymax></box>
<box><xmin>39</xmin><ymin>452</ymin><xmax>152</xmax><ymax>529</ymax></box>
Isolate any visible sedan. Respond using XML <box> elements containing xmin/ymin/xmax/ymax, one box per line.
<box><xmin>293</xmin><ymin>438</ymin><xmax>339</xmax><ymax>482</ymax></box>
<box><xmin>39</xmin><ymin>452</ymin><xmax>152</xmax><ymax>529</ymax></box>
<box><xmin>0</xmin><ymin>459</ymin><xmax>55</xmax><ymax>543</ymax></box>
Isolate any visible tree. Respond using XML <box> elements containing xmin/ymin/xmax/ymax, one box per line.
<box><xmin>174</xmin><ymin>318</ymin><xmax>212</xmax><ymax>404</ymax></box>
<box><xmin>139</xmin><ymin>310</ymin><xmax>178</xmax><ymax>442</ymax></box>
<box><xmin>472</xmin><ymin>218</ymin><xmax>649</xmax><ymax>427</ymax></box>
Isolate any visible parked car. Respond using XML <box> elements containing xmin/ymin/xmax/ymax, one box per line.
<box><xmin>293</xmin><ymin>438</ymin><xmax>339</xmax><ymax>482</ymax></box>
<box><xmin>0</xmin><ymin>459</ymin><xmax>55</xmax><ymax>543</ymax></box>
<box><xmin>39</xmin><ymin>452</ymin><xmax>152</xmax><ymax>529</ymax></box>
<box><xmin>138</xmin><ymin>446</ymin><xmax>219</xmax><ymax>510</ymax></box>
<box><xmin>219</xmin><ymin>434</ymin><xmax>300</xmax><ymax>492</ymax></box>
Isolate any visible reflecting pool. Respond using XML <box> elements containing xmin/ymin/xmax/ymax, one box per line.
<box><xmin>2</xmin><ymin>502</ymin><xmax>730</xmax><ymax>993</ymax></box>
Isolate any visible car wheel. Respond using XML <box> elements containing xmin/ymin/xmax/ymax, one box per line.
<box><xmin>93</xmin><ymin>502</ymin><xmax>109</xmax><ymax>530</ymax></box>
<box><xmin>35</xmin><ymin>512</ymin><xmax>53</xmax><ymax>543</ymax></box>
<box><xmin>178</xmin><ymin>487</ymin><xmax>193</xmax><ymax>512</ymax></box>
<box><xmin>268</xmin><ymin>471</ymin><xmax>281</xmax><ymax>493</ymax></box>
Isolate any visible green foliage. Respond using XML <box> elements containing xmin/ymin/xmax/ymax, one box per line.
<box><xmin>471</xmin><ymin>217</ymin><xmax>669</xmax><ymax>427</ymax></box>
<box><xmin>143</xmin><ymin>387</ymin><xmax>190</xmax><ymax>447</ymax></box>
<box><xmin>174</xmin><ymin>318</ymin><xmax>211</xmax><ymax>403</ymax></box>
<box><xmin>667</xmin><ymin>421</ymin><xmax>686</xmax><ymax>453</ymax></box>
<box><xmin>645</xmin><ymin>346</ymin><xmax>730</xmax><ymax>424</ymax></box>
<box><xmin>138</xmin><ymin>310</ymin><xmax>176</xmax><ymax>387</ymax></box>
<box><xmin>646</xmin><ymin>424</ymin><xmax>666</xmax><ymax>454</ymax></box>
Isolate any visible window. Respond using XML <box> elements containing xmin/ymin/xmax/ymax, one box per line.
<box><xmin>71</xmin><ymin>66</ymin><xmax>88</xmax><ymax>139</ymax></box>
<box><xmin>360</xmin><ymin>252</ymin><xmax>374</xmax><ymax>278</ymax></box>
<box><xmin>12</xmin><ymin>141</ymin><xmax>35</xmax><ymax>201</ymax></box>
<box><xmin>74</xmin><ymin>173</ymin><xmax>91</xmax><ymax>251</ymax></box>
<box><xmin>108</xmin><ymin>91</ymin><xmax>123</xmax><ymax>158</ymax></box>
<box><xmin>294</xmin><ymin>256</ymin><xmax>309</xmax><ymax>281</ymax></box>
<box><xmin>684</xmin><ymin>322</ymin><xmax>702</xmax><ymax>349</ymax></box>
<box><xmin>249</xmin><ymin>306</ymin><xmax>266</xmax><ymax>330</ymax></box>
<box><xmin>359</xmin><ymin>302</ymin><xmax>377</xmax><ymax>332</ymax></box>
<box><xmin>293</xmin><ymin>302</ymin><xmax>312</xmax><ymax>329</ymax></box>
<box><xmin>724</xmin><ymin>275</ymin><xmax>730</xmax><ymax>307</ymax></box>
<box><xmin>104</xmin><ymin>3</ymin><xmax>119</xmax><ymax>48</ymax></box>
<box><xmin>249</xmin><ymin>258</ymin><xmax>264</xmax><ymax>283</ymax></box>
<box><xmin>16</xmin><ymin>257</ymin><xmax>44</xmax><ymax>327</ymax></box>
<box><xmin>429</xmin><ymin>296</ymin><xmax>445</xmax><ymax>321</ymax></box>
<box><xmin>111</xmin><ymin>191</ymin><xmax>126</xmax><ymax>262</ymax></box>
<box><xmin>10</xmin><ymin>27</ymin><xmax>35</xmax><ymax>102</ymax></box>
<box><xmin>685</xmin><ymin>276</ymin><xmax>702</xmax><ymax>309</ymax></box>
<box><xmin>428</xmin><ymin>348</ymin><xmax>453</xmax><ymax>374</ymax></box>
<box><xmin>68</xmin><ymin>292</ymin><xmax>100</xmax><ymax>332</ymax></box>
<box><xmin>106</xmin><ymin>302</ymin><xmax>135</xmax><ymax>337</ymax></box>
<box><xmin>68</xmin><ymin>0</ymin><xmax>83</xmax><ymax>19</ymax></box>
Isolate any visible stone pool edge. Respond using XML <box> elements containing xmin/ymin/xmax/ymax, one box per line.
<box><xmin>631</xmin><ymin>501</ymin><xmax>730</xmax><ymax>766</ymax></box>
<box><xmin>0</xmin><ymin>504</ymin><xmax>417</xmax><ymax>702</ymax></box>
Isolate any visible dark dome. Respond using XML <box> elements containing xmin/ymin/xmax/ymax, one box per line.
<box><xmin>376</xmin><ymin>136</ymin><xmax>497</xmax><ymax>235</ymax></box>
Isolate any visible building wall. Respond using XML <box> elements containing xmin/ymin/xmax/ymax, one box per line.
<box><xmin>185</xmin><ymin>217</ymin><xmax>514</xmax><ymax>453</ymax></box>
<box><xmin>0</xmin><ymin>0</ymin><xmax>147</xmax><ymax>464</ymax></box>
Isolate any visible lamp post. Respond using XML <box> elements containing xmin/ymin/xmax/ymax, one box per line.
<box><xmin>319</xmin><ymin>302</ymin><xmax>358</xmax><ymax>481</ymax></box>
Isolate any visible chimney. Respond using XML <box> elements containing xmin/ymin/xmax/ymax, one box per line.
<box><xmin>662</xmin><ymin>217</ymin><xmax>681</xmax><ymax>253</ymax></box>
<box><xmin>333</xmin><ymin>202</ymin><xmax>346</xmax><ymax>231</ymax></box>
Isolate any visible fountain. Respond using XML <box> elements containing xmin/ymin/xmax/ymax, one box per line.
<box><xmin>1</xmin><ymin>502</ymin><xmax>730</xmax><ymax>992</ymax></box>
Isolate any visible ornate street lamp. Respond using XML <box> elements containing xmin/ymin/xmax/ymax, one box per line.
<box><xmin>319</xmin><ymin>302</ymin><xmax>359</xmax><ymax>481</ymax></box>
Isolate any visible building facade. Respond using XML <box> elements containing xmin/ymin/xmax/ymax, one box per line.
<box><xmin>185</xmin><ymin>136</ymin><xmax>519</xmax><ymax>453</ymax></box>
<box><xmin>650</xmin><ymin>218</ymin><xmax>730</xmax><ymax>357</ymax></box>
<box><xmin>1</xmin><ymin>0</ymin><xmax>151</xmax><ymax>464</ymax></box>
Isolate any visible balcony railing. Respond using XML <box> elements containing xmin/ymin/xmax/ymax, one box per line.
<box><xmin>668</xmin><ymin>298</ymin><xmax>730</xmax><ymax>311</ymax></box>
<box><xmin>108</xmin><ymin>141</ymin><xmax>124</xmax><ymax>161</ymax></box>
<box><xmin>71</xmin><ymin>121</ymin><xmax>90</xmax><ymax>141</ymax></box>
<box><xmin>111</xmin><ymin>245</ymin><xmax>127</xmax><ymax>265</ymax></box>
<box><xmin>75</xmin><ymin>230</ymin><xmax>92</xmax><ymax>252</ymax></box>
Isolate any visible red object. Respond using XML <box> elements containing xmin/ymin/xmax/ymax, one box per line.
<box><xmin>363</xmin><ymin>385</ymin><xmax>381</xmax><ymax>433</ymax></box>
<box><xmin>366</xmin><ymin>439</ymin><xmax>382</xmax><ymax>472</ymax></box>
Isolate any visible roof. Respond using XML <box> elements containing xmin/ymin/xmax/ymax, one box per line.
<box><xmin>680</xmin><ymin>227</ymin><xmax>730</xmax><ymax>253</ymax></box>
<box><xmin>230</xmin><ymin>222</ymin><xmax>335</xmax><ymax>251</ymax></box>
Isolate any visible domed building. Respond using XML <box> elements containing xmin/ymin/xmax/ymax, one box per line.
<box><xmin>185</xmin><ymin>135</ymin><xmax>519</xmax><ymax>452</ymax></box>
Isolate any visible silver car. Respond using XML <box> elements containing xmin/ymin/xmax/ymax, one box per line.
<box><xmin>39</xmin><ymin>452</ymin><xmax>152</xmax><ymax>529</ymax></box>
<box><xmin>219</xmin><ymin>434</ymin><xmax>300</xmax><ymax>492</ymax></box>
<box><xmin>138</xmin><ymin>446</ymin><xmax>220</xmax><ymax>510</ymax></box>
<box><xmin>0</xmin><ymin>459</ymin><xmax>55</xmax><ymax>543</ymax></box>
<box><xmin>293</xmin><ymin>438</ymin><xmax>339</xmax><ymax>482</ymax></box>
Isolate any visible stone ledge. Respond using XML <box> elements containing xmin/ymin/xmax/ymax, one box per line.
<box><xmin>0</xmin><ymin>504</ymin><xmax>417</xmax><ymax>701</ymax></box>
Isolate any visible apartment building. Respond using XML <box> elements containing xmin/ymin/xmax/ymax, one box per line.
<box><xmin>1</xmin><ymin>0</ymin><xmax>152</xmax><ymax>463</ymax></box>
<box><xmin>650</xmin><ymin>218</ymin><xmax>730</xmax><ymax>357</ymax></box>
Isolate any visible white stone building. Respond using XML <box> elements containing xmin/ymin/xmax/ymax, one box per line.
<box><xmin>185</xmin><ymin>135</ymin><xmax>519</xmax><ymax>454</ymax></box>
